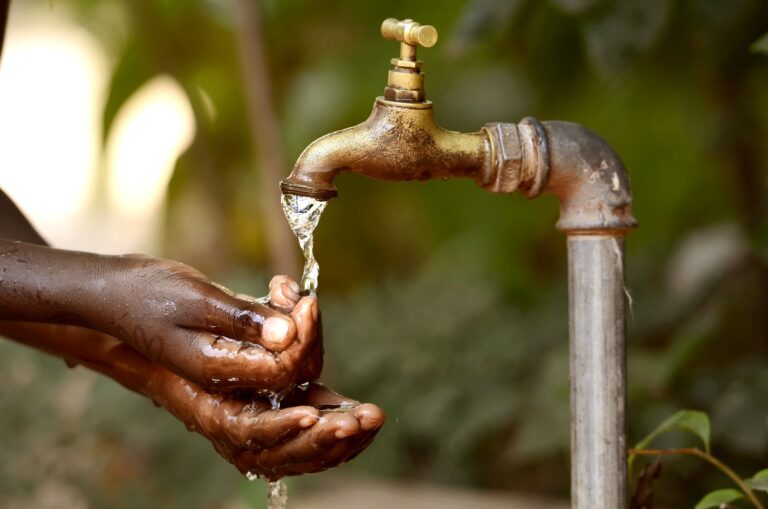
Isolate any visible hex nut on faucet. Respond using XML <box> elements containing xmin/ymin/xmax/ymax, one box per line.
<box><xmin>482</xmin><ymin>117</ymin><xmax>549</xmax><ymax>198</ymax></box>
<box><xmin>481</xmin><ymin>123</ymin><xmax>523</xmax><ymax>194</ymax></box>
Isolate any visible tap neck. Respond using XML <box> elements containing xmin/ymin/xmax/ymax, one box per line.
<box><xmin>384</xmin><ymin>45</ymin><xmax>426</xmax><ymax>102</ymax></box>
<box><xmin>380</xmin><ymin>18</ymin><xmax>437</xmax><ymax>103</ymax></box>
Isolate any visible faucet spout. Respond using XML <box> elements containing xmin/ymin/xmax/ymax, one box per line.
<box><xmin>280</xmin><ymin>98</ymin><xmax>492</xmax><ymax>200</ymax></box>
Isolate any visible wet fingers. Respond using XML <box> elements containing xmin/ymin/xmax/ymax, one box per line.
<box><xmin>353</xmin><ymin>403</ymin><xmax>386</xmax><ymax>431</ymax></box>
<box><xmin>290</xmin><ymin>296</ymin><xmax>318</xmax><ymax>344</ymax></box>
<box><xmin>303</xmin><ymin>382</ymin><xmax>360</xmax><ymax>408</ymax></box>
<box><xmin>193</xmin><ymin>288</ymin><xmax>297</xmax><ymax>351</ymax></box>
<box><xmin>237</xmin><ymin>405</ymin><xmax>319</xmax><ymax>448</ymax></box>
<box><xmin>229</xmin><ymin>408</ymin><xmax>381</xmax><ymax>480</ymax></box>
<box><xmin>268</xmin><ymin>276</ymin><xmax>301</xmax><ymax>310</ymax></box>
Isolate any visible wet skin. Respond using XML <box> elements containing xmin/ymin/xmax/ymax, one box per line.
<box><xmin>0</xmin><ymin>190</ymin><xmax>385</xmax><ymax>478</ymax></box>
<box><xmin>0</xmin><ymin>241</ymin><xmax>324</xmax><ymax>392</ymax></box>
<box><xmin>0</xmin><ymin>284</ymin><xmax>384</xmax><ymax>480</ymax></box>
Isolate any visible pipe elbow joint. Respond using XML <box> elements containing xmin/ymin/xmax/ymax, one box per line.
<box><xmin>542</xmin><ymin>121</ymin><xmax>637</xmax><ymax>233</ymax></box>
<box><xmin>484</xmin><ymin>118</ymin><xmax>636</xmax><ymax>233</ymax></box>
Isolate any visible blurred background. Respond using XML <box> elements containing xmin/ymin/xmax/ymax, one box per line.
<box><xmin>0</xmin><ymin>0</ymin><xmax>767</xmax><ymax>507</ymax></box>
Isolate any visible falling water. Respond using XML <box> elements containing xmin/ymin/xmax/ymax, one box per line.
<box><xmin>247</xmin><ymin>392</ymin><xmax>289</xmax><ymax>508</ymax></box>
<box><xmin>245</xmin><ymin>194</ymin><xmax>328</xmax><ymax>508</ymax></box>
<box><xmin>266</xmin><ymin>480</ymin><xmax>288</xmax><ymax>509</ymax></box>
<box><xmin>280</xmin><ymin>194</ymin><xmax>328</xmax><ymax>294</ymax></box>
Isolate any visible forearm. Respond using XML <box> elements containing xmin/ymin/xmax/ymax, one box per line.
<box><xmin>0</xmin><ymin>321</ymin><xmax>153</xmax><ymax>396</ymax></box>
<box><xmin>0</xmin><ymin>320</ymin><xmax>224</xmax><ymax>433</ymax></box>
<box><xmin>0</xmin><ymin>240</ymin><xmax>121</xmax><ymax>326</ymax></box>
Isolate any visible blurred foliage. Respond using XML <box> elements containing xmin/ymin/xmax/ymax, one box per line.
<box><xmin>1</xmin><ymin>0</ymin><xmax>768</xmax><ymax>507</ymax></box>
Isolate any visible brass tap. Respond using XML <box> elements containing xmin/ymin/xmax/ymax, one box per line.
<box><xmin>279</xmin><ymin>17</ymin><xmax>636</xmax><ymax>233</ymax></box>
<box><xmin>280</xmin><ymin>18</ymin><xmax>493</xmax><ymax>201</ymax></box>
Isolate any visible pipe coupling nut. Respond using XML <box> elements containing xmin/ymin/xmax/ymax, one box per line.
<box><xmin>482</xmin><ymin>117</ymin><xmax>549</xmax><ymax>198</ymax></box>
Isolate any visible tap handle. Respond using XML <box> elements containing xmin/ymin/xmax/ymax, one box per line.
<box><xmin>381</xmin><ymin>18</ymin><xmax>438</xmax><ymax>48</ymax></box>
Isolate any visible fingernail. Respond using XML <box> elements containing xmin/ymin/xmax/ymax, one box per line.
<box><xmin>299</xmin><ymin>416</ymin><xmax>316</xmax><ymax>428</ymax></box>
<box><xmin>282</xmin><ymin>281</ymin><xmax>300</xmax><ymax>301</ymax></box>
<box><xmin>334</xmin><ymin>428</ymin><xmax>354</xmax><ymax>439</ymax></box>
<box><xmin>262</xmin><ymin>317</ymin><xmax>291</xmax><ymax>347</ymax></box>
<box><xmin>269</xmin><ymin>275</ymin><xmax>285</xmax><ymax>290</ymax></box>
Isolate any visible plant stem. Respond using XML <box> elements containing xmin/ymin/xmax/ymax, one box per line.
<box><xmin>629</xmin><ymin>448</ymin><xmax>765</xmax><ymax>509</ymax></box>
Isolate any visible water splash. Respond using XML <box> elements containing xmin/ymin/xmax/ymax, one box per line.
<box><xmin>280</xmin><ymin>194</ymin><xmax>327</xmax><ymax>294</ymax></box>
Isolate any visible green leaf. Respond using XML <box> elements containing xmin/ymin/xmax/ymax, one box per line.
<box><xmin>635</xmin><ymin>410</ymin><xmax>711</xmax><ymax>453</ymax></box>
<box><xmin>745</xmin><ymin>468</ymin><xmax>768</xmax><ymax>493</ymax></box>
<box><xmin>751</xmin><ymin>32</ymin><xmax>768</xmax><ymax>54</ymax></box>
<box><xmin>694</xmin><ymin>489</ymin><xmax>744</xmax><ymax>509</ymax></box>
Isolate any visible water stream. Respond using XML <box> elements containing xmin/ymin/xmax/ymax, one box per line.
<box><xmin>246</xmin><ymin>392</ymin><xmax>289</xmax><ymax>508</ymax></box>
<box><xmin>266</xmin><ymin>479</ymin><xmax>288</xmax><ymax>509</ymax></box>
<box><xmin>280</xmin><ymin>194</ymin><xmax>328</xmax><ymax>294</ymax></box>
<box><xmin>246</xmin><ymin>194</ymin><xmax>329</xmax><ymax>508</ymax></box>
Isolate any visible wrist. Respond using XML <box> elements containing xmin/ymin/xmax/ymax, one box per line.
<box><xmin>59</xmin><ymin>252</ymin><xmax>130</xmax><ymax>330</ymax></box>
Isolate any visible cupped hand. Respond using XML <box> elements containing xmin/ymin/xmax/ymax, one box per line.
<box><xmin>0</xmin><ymin>318</ymin><xmax>383</xmax><ymax>482</ymax></box>
<box><xmin>95</xmin><ymin>256</ymin><xmax>322</xmax><ymax>392</ymax></box>
<box><xmin>150</xmin><ymin>372</ymin><xmax>385</xmax><ymax>481</ymax></box>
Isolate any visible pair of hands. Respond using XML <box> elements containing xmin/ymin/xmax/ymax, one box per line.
<box><xmin>121</xmin><ymin>260</ymin><xmax>384</xmax><ymax>479</ymax></box>
<box><xmin>0</xmin><ymin>242</ymin><xmax>384</xmax><ymax>480</ymax></box>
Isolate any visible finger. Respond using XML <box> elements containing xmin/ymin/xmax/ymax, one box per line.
<box><xmin>192</xmin><ymin>287</ymin><xmax>297</xmax><ymax>351</ymax></box>
<box><xmin>290</xmin><ymin>296</ymin><xmax>318</xmax><ymax>345</ymax></box>
<box><xmin>157</xmin><ymin>329</ymin><xmax>294</xmax><ymax>392</ymax></box>
<box><xmin>268</xmin><ymin>275</ymin><xmax>301</xmax><ymax>310</ymax></box>
<box><xmin>237</xmin><ymin>405</ymin><xmax>319</xmax><ymax>449</ymax></box>
<box><xmin>254</xmin><ymin>411</ymin><xmax>360</xmax><ymax>469</ymax></box>
<box><xmin>160</xmin><ymin>297</ymin><xmax>321</xmax><ymax>392</ymax></box>
<box><xmin>276</xmin><ymin>296</ymin><xmax>323</xmax><ymax>382</ymax></box>
<box><xmin>303</xmin><ymin>383</ymin><xmax>361</xmax><ymax>408</ymax></box>
<box><xmin>233</xmin><ymin>413</ymin><xmax>380</xmax><ymax>480</ymax></box>
<box><xmin>353</xmin><ymin>403</ymin><xmax>386</xmax><ymax>432</ymax></box>
<box><xmin>233</xmin><ymin>292</ymin><xmax>264</xmax><ymax>304</ymax></box>
<box><xmin>266</xmin><ymin>424</ymin><xmax>377</xmax><ymax>478</ymax></box>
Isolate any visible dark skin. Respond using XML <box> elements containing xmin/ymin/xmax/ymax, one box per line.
<box><xmin>0</xmin><ymin>240</ymin><xmax>319</xmax><ymax>393</ymax></box>
<box><xmin>0</xmin><ymin>189</ymin><xmax>384</xmax><ymax>479</ymax></box>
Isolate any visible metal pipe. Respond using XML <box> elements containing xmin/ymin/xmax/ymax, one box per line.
<box><xmin>535</xmin><ymin>121</ymin><xmax>634</xmax><ymax>508</ymax></box>
<box><xmin>568</xmin><ymin>234</ymin><xmax>628</xmax><ymax>509</ymax></box>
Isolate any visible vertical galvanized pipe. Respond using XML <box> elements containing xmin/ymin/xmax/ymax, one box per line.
<box><xmin>568</xmin><ymin>234</ymin><xmax>627</xmax><ymax>509</ymax></box>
